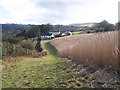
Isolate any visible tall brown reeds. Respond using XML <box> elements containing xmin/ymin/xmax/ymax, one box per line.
<box><xmin>50</xmin><ymin>31</ymin><xmax>120</xmax><ymax>70</ymax></box>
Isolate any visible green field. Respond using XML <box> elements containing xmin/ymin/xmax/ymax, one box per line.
<box><xmin>72</xmin><ymin>31</ymin><xmax>88</xmax><ymax>35</ymax></box>
<box><xmin>2</xmin><ymin>40</ymin><xmax>90</xmax><ymax>88</ymax></box>
<box><xmin>72</xmin><ymin>30</ymin><xmax>96</xmax><ymax>35</ymax></box>
<box><xmin>70</xmin><ymin>23</ymin><xmax>95</xmax><ymax>27</ymax></box>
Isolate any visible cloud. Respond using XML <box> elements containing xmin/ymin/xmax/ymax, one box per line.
<box><xmin>0</xmin><ymin>0</ymin><xmax>47</xmax><ymax>24</ymax></box>
<box><xmin>0</xmin><ymin>0</ymin><xmax>119</xmax><ymax>24</ymax></box>
<box><xmin>0</xmin><ymin>5</ymin><xmax>11</xmax><ymax>20</ymax></box>
<box><xmin>35</xmin><ymin>2</ymin><xmax>82</xmax><ymax>24</ymax></box>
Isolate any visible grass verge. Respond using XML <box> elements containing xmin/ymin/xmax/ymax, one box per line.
<box><xmin>2</xmin><ymin>40</ymin><xmax>90</xmax><ymax>88</ymax></box>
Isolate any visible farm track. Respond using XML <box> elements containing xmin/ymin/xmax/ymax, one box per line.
<box><xmin>2</xmin><ymin>40</ymin><xmax>120</xmax><ymax>89</ymax></box>
<box><xmin>2</xmin><ymin>40</ymin><xmax>90</xmax><ymax>88</ymax></box>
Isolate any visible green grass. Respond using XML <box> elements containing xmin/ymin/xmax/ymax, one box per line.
<box><xmin>72</xmin><ymin>30</ymin><xmax>96</xmax><ymax>35</ymax></box>
<box><xmin>72</xmin><ymin>31</ymin><xmax>88</xmax><ymax>35</ymax></box>
<box><xmin>0</xmin><ymin>42</ymin><xmax>2</xmax><ymax>60</ymax></box>
<box><xmin>2</xmin><ymin>40</ymin><xmax>90</xmax><ymax>88</ymax></box>
<box><xmin>71</xmin><ymin>24</ymin><xmax>94</xmax><ymax>27</ymax></box>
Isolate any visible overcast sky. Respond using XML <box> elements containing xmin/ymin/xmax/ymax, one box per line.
<box><xmin>0</xmin><ymin>0</ymin><xmax>119</xmax><ymax>25</ymax></box>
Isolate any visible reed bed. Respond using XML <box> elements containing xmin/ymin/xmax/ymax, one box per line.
<box><xmin>50</xmin><ymin>31</ymin><xmax>120</xmax><ymax>70</ymax></box>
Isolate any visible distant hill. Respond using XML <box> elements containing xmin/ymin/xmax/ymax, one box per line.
<box><xmin>1</xmin><ymin>24</ymin><xmax>32</xmax><ymax>34</ymax></box>
<box><xmin>2</xmin><ymin>24</ymin><xmax>32</xmax><ymax>31</ymax></box>
<box><xmin>54</xmin><ymin>25</ymin><xmax>80</xmax><ymax>32</ymax></box>
<box><xmin>53</xmin><ymin>23</ymin><xmax>96</xmax><ymax>32</ymax></box>
<box><xmin>1</xmin><ymin>24</ymin><xmax>82</xmax><ymax>34</ymax></box>
<box><xmin>69</xmin><ymin>22</ymin><xmax>96</xmax><ymax>27</ymax></box>
<box><xmin>1</xmin><ymin>23</ymin><xmax>96</xmax><ymax>35</ymax></box>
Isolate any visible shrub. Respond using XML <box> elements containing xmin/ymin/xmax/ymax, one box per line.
<box><xmin>2</xmin><ymin>37</ymin><xmax>45</xmax><ymax>59</ymax></box>
<box><xmin>2</xmin><ymin>37</ymin><xmax>23</xmax><ymax>44</ymax></box>
<box><xmin>2</xmin><ymin>42</ymin><xmax>37</xmax><ymax>58</ymax></box>
<box><xmin>20</xmin><ymin>41</ymin><xmax>34</xmax><ymax>50</ymax></box>
<box><xmin>87</xmin><ymin>31</ymin><xmax>90</xmax><ymax>33</ymax></box>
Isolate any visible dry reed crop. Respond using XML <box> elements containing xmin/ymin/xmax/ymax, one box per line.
<box><xmin>50</xmin><ymin>30</ymin><xmax>120</xmax><ymax>70</ymax></box>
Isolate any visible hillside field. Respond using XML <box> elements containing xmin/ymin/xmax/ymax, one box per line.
<box><xmin>50</xmin><ymin>30</ymin><xmax>120</xmax><ymax>70</ymax></box>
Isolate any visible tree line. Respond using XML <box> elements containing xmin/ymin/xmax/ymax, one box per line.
<box><xmin>16</xmin><ymin>20</ymin><xmax>120</xmax><ymax>39</ymax></box>
<box><xmin>89</xmin><ymin>20</ymin><xmax>120</xmax><ymax>32</ymax></box>
<box><xmin>17</xmin><ymin>24</ymin><xmax>54</xmax><ymax>39</ymax></box>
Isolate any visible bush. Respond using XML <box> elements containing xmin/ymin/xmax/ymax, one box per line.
<box><xmin>2</xmin><ymin>42</ymin><xmax>40</xmax><ymax>58</ymax></box>
<box><xmin>87</xmin><ymin>31</ymin><xmax>90</xmax><ymax>33</ymax></box>
<box><xmin>2</xmin><ymin>38</ymin><xmax>45</xmax><ymax>59</ymax></box>
<box><xmin>2</xmin><ymin>37</ymin><xmax>23</xmax><ymax>44</ymax></box>
<box><xmin>20</xmin><ymin>41</ymin><xmax>34</xmax><ymax>50</ymax></box>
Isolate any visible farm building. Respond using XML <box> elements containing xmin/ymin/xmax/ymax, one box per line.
<box><xmin>49</xmin><ymin>31</ymin><xmax>61</xmax><ymax>36</ymax></box>
<box><xmin>61</xmin><ymin>31</ymin><xmax>73</xmax><ymax>36</ymax></box>
<box><xmin>41</xmin><ymin>34</ymin><xmax>54</xmax><ymax>40</ymax></box>
<box><xmin>41</xmin><ymin>31</ymin><xmax>73</xmax><ymax>40</ymax></box>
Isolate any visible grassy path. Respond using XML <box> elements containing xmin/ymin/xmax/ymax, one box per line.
<box><xmin>2</xmin><ymin>40</ymin><xmax>90</xmax><ymax>88</ymax></box>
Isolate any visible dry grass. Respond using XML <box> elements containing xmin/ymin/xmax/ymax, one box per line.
<box><xmin>50</xmin><ymin>30</ymin><xmax>120</xmax><ymax>70</ymax></box>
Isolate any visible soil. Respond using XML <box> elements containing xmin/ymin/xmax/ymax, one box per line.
<box><xmin>67</xmin><ymin>59</ymin><xmax>120</xmax><ymax>89</ymax></box>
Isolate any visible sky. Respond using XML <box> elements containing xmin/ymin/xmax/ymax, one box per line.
<box><xmin>0</xmin><ymin>0</ymin><xmax>119</xmax><ymax>25</ymax></box>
